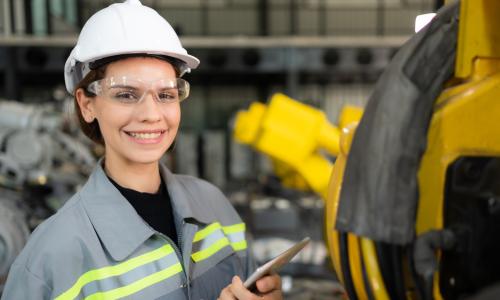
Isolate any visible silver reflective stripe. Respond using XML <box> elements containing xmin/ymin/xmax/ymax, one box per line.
<box><xmin>55</xmin><ymin>244</ymin><xmax>183</xmax><ymax>300</ymax></box>
<box><xmin>81</xmin><ymin>251</ymin><xmax>180</xmax><ymax>297</ymax></box>
<box><xmin>222</xmin><ymin>223</ymin><xmax>247</xmax><ymax>252</ymax></box>
<box><xmin>196</xmin><ymin>228</ymin><xmax>227</xmax><ymax>252</ymax></box>
<box><xmin>225</xmin><ymin>231</ymin><xmax>245</xmax><ymax>244</ymax></box>
<box><xmin>83</xmin><ymin>262</ymin><xmax>183</xmax><ymax>300</ymax></box>
<box><xmin>191</xmin><ymin>222</ymin><xmax>247</xmax><ymax>263</ymax></box>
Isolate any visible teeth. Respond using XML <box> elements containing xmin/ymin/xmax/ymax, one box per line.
<box><xmin>129</xmin><ymin>132</ymin><xmax>162</xmax><ymax>139</ymax></box>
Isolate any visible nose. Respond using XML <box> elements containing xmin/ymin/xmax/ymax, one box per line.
<box><xmin>136</xmin><ymin>90</ymin><xmax>161</xmax><ymax>122</ymax></box>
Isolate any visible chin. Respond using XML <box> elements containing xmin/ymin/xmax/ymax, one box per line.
<box><xmin>125</xmin><ymin>151</ymin><xmax>165</xmax><ymax>165</ymax></box>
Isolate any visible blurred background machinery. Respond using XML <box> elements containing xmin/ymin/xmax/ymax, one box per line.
<box><xmin>0</xmin><ymin>98</ymin><xmax>96</xmax><ymax>291</ymax></box>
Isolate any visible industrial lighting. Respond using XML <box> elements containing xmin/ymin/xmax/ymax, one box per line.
<box><xmin>37</xmin><ymin>175</ymin><xmax>47</xmax><ymax>185</ymax></box>
<box><xmin>415</xmin><ymin>13</ymin><xmax>436</xmax><ymax>33</ymax></box>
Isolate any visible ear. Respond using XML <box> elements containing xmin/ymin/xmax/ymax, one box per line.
<box><xmin>75</xmin><ymin>88</ymin><xmax>96</xmax><ymax>123</ymax></box>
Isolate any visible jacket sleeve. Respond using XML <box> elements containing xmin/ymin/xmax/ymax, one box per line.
<box><xmin>1</xmin><ymin>263</ymin><xmax>52</xmax><ymax>300</ymax></box>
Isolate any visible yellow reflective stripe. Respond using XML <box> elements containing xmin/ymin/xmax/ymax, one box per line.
<box><xmin>84</xmin><ymin>263</ymin><xmax>183</xmax><ymax>300</ymax></box>
<box><xmin>193</xmin><ymin>222</ymin><xmax>222</xmax><ymax>242</ymax></box>
<box><xmin>55</xmin><ymin>245</ymin><xmax>174</xmax><ymax>300</ymax></box>
<box><xmin>222</xmin><ymin>223</ymin><xmax>245</xmax><ymax>234</ymax></box>
<box><xmin>231</xmin><ymin>240</ymin><xmax>247</xmax><ymax>251</ymax></box>
<box><xmin>191</xmin><ymin>237</ymin><xmax>230</xmax><ymax>262</ymax></box>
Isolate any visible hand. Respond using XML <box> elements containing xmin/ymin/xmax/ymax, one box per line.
<box><xmin>218</xmin><ymin>274</ymin><xmax>283</xmax><ymax>300</ymax></box>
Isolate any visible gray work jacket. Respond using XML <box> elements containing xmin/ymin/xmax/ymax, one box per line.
<box><xmin>1</xmin><ymin>161</ymin><xmax>254</xmax><ymax>299</ymax></box>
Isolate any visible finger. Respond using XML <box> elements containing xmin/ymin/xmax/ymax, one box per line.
<box><xmin>229</xmin><ymin>276</ymin><xmax>259</xmax><ymax>300</ymax></box>
<box><xmin>218</xmin><ymin>285</ymin><xmax>237</xmax><ymax>300</ymax></box>
<box><xmin>261</xmin><ymin>289</ymin><xmax>283</xmax><ymax>300</ymax></box>
<box><xmin>256</xmin><ymin>273</ymin><xmax>282</xmax><ymax>294</ymax></box>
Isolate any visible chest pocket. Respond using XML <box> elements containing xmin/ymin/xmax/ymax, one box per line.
<box><xmin>190</xmin><ymin>222</ymin><xmax>247</xmax><ymax>277</ymax></box>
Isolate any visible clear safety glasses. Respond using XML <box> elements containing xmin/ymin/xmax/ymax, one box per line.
<box><xmin>87</xmin><ymin>76</ymin><xmax>190</xmax><ymax>104</ymax></box>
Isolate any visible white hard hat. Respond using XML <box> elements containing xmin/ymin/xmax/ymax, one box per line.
<box><xmin>64</xmin><ymin>0</ymin><xmax>200</xmax><ymax>94</ymax></box>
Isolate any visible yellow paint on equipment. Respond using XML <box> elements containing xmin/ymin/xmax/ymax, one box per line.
<box><xmin>233</xmin><ymin>102</ymin><xmax>266</xmax><ymax>144</ymax></box>
<box><xmin>414</xmin><ymin>1</ymin><xmax>500</xmax><ymax>298</ymax></box>
<box><xmin>338</xmin><ymin>105</ymin><xmax>364</xmax><ymax>130</ymax></box>
<box><xmin>347</xmin><ymin>234</ymin><xmax>370</xmax><ymax>300</ymax></box>
<box><xmin>416</xmin><ymin>57</ymin><xmax>500</xmax><ymax>299</ymax></box>
<box><xmin>234</xmin><ymin>93</ymin><xmax>343</xmax><ymax>198</ymax></box>
<box><xmin>360</xmin><ymin>238</ymin><xmax>390</xmax><ymax>300</ymax></box>
<box><xmin>325</xmin><ymin>123</ymin><xmax>360</xmax><ymax>286</ymax></box>
<box><xmin>455</xmin><ymin>0</ymin><xmax>500</xmax><ymax>79</ymax></box>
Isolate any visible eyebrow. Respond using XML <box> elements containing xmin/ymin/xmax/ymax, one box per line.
<box><xmin>157</xmin><ymin>87</ymin><xmax>178</xmax><ymax>91</ymax></box>
<box><xmin>109</xmin><ymin>84</ymin><xmax>138</xmax><ymax>90</ymax></box>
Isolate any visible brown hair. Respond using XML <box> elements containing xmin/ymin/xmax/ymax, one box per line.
<box><xmin>73</xmin><ymin>55</ymin><xmax>182</xmax><ymax>145</ymax></box>
<box><xmin>74</xmin><ymin>66</ymin><xmax>107</xmax><ymax>145</ymax></box>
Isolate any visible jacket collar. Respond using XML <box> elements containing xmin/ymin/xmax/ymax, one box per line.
<box><xmin>80</xmin><ymin>159</ymin><xmax>213</xmax><ymax>261</ymax></box>
<box><xmin>159</xmin><ymin>163</ymin><xmax>214</xmax><ymax>225</ymax></box>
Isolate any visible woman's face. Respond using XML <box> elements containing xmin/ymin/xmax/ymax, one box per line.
<box><xmin>79</xmin><ymin>57</ymin><xmax>181</xmax><ymax>166</ymax></box>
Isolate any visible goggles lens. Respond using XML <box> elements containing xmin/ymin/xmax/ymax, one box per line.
<box><xmin>87</xmin><ymin>77</ymin><xmax>190</xmax><ymax>104</ymax></box>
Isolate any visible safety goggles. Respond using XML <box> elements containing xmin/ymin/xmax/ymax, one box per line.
<box><xmin>87</xmin><ymin>76</ymin><xmax>190</xmax><ymax>104</ymax></box>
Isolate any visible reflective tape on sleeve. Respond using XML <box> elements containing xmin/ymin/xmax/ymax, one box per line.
<box><xmin>191</xmin><ymin>237</ymin><xmax>231</xmax><ymax>262</ymax></box>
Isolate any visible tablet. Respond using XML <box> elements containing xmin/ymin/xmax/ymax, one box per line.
<box><xmin>243</xmin><ymin>237</ymin><xmax>311</xmax><ymax>289</ymax></box>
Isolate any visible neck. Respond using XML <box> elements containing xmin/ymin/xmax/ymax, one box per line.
<box><xmin>104</xmin><ymin>155</ymin><xmax>161</xmax><ymax>193</ymax></box>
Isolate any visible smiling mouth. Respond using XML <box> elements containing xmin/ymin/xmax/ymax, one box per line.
<box><xmin>125</xmin><ymin>130</ymin><xmax>166</xmax><ymax>139</ymax></box>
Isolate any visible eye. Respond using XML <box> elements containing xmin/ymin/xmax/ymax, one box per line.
<box><xmin>112</xmin><ymin>90</ymin><xmax>140</xmax><ymax>103</ymax></box>
<box><xmin>157</xmin><ymin>89</ymin><xmax>179</xmax><ymax>102</ymax></box>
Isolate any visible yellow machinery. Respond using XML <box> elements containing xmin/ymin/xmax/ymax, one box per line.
<box><xmin>415</xmin><ymin>1</ymin><xmax>500</xmax><ymax>298</ymax></box>
<box><xmin>234</xmin><ymin>93</ymin><xmax>362</xmax><ymax>199</ymax></box>
<box><xmin>234</xmin><ymin>93</ymin><xmax>365</xmax><ymax>295</ymax></box>
<box><xmin>234</xmin><ymin>0</ymin><xmax>500</xmax><ymax>299</ymax></box>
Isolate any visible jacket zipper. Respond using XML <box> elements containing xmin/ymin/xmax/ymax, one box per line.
<box><xmin>139</xmin><ymin>217</ymin><xmax>190</xmax><ymax>298</ymax></box>
<box><xmin>156</xmin><ymin>230</ymin><xmax>191</xmax><ymax>299</ymax></box>
<box><xmin>139</xmin><ymin>213</ymin><xmax>191</xmax><ymax>298</ymax></box>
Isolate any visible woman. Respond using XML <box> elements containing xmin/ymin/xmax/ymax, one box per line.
<box><xmin>1</xmin><ymin>1</ymin><xmax>282</xmax><ymax>299</ymax></box>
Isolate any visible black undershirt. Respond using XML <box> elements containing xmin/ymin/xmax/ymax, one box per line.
<box><xmin>107</xmin><ymin>176</ymin><xmax>178</xmax><ymax>246</ymax></box>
